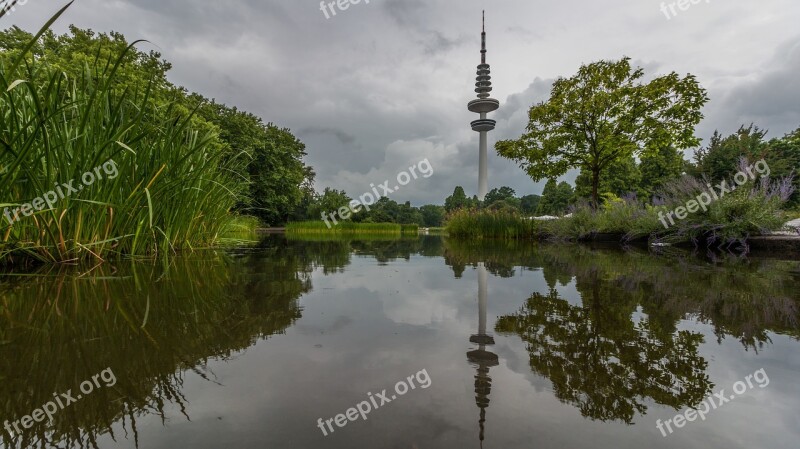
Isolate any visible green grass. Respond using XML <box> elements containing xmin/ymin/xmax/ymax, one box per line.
<box><xmin>0</xmin><ymin>6</ymin><xmax>250</xmax><ymax>264</ymax></box>
<box><xmin>401</xmin><ymin>224</ymin><xmax>419</xmax><ymax>235</ymax></box>
<box><xmin>286</xmin><ymin>221</ymin><xmax>419</xmax><ymax>236</ymax></box>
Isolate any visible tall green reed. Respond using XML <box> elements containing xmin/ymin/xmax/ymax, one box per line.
<box><xmin>0</xmin><ymin>3</ymin><xmax>249</xmax><ymax>265</ymax></box>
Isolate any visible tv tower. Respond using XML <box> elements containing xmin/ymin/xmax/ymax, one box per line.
<box><xmin>468</xmin><ymin>11</ymin><xmax>500</xmax><ymax>201</ymax></box>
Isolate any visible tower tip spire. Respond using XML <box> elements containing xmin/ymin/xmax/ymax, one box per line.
<box><xmin>482</xmin><ymin>10</ymin><xmax>485</xmax><ymax>33</ymax></box>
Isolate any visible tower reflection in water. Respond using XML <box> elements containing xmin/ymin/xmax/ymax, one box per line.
<box><xmin>466</xmin><ymin>262</ymin><xmax>498</xmax><ymax>447</ymax></box>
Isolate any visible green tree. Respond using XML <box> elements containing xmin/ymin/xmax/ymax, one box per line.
<box><xmin>484</xmin><ymin>186</ymin><xmax>516</xmax><ymax>203</ymax></box>
<box><xmin>444</xmin><ymin>186</ymin><xmax>470</xmax><ymax>212</ymax></box>
<box><xmin>246</xmin><ymin>125</ymin><xmax>310</xmax><ymax>225</ymax></box>
<box><xmin>638</xmin><ymin>146</ymin><xmax>685</xmax><ymax>199</ymax></box>
<box><xmin>520</xmin><ymin>194</ymin><xmax>542</xmax><ymax>215</ymax></box>
<box><xmin>537</xmin><ymin>180</ymin><xmax>573</xmax><ymax>215</ymax></box>
<box><xmin>693</xmin><ymin>125</ymin><xmax>768</xmax><ymax>181</ymax></box>
<box><xmin>194</xmin><ymin>101</ymin><xmax>312</xmax><ymax>224</ymax></box>
<box><xmin>767</xmin><ymin>127</ymin><xmax>800</xmax><ymax>206</ymax></box>
<box><xmin>308</xmin><ymin>188</ymin><xmax>351</xmax><ymax>222</ymax></box>
<box><xmin>484</xmin><ymin>186</ymin><xmax>520</xmax><ymax>209</ymax></box>
<box><xmin>496</xmin><ymin>57</ymin><xmax>708</xmax><ymax>207</ymax></box>
<box><xmin>362</xmin><ymin>197</ymin><xmax>400</xmax><ymax>223</ymax></box>
<box><xmin>693</xmin><ymin>124</ymin><xmax>800</xmax><ymax>206</ymax></box>
<box><xmin>419</xmin><ymin>205</ymin><xmax>445</xmax><ymax>227</ymax></box>
<box><xmin>397</xmin><ymin>201</ymin><xmax>423</xmax><ymax>225</ymax></box>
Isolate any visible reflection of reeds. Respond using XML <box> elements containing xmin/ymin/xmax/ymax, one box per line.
<box><xmin>0</xmin><ymin>251</ymin><xmax>308</xmax><ymax>448</ymax></box>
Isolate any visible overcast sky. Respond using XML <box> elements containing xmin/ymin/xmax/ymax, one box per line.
<box><xmin>4</xmin><ymin>0</ymin><xmax>800</xmax><ymax>204</ymax></box>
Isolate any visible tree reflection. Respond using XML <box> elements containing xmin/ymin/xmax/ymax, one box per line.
<box><xmin>496</xmin><ymin>287</ymin><xmax>711</xmax><ymax>423</ymax></box>
<box><xmin>445</xmin><ymin>239</ymin><xmax>800</xmax><ymax>349</ymax></box>
<box><xmin>447</xmin><ymin>239</ymin><xmax>800</xmax><ymax>423</ymax></box>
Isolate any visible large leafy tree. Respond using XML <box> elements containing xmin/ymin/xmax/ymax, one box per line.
<box><xmin>496</xmin><ymin>57</ymin><xmax>708</xmax><ymax>207</ymax></box>
<box><xmin>248</xmin><ymin>125</ymin><xmax>310</xmax><ymax>224</ymax></box>
<box><xmin>396</xmin><ymin>201</ymin><xmax>423</xmax><ymax>225</ymax></box>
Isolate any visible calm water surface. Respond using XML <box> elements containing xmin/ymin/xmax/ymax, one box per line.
<box><xmin>1</xmin><ymin>235</ymin><xmax>799</xmax><ymax>448</ymax></box>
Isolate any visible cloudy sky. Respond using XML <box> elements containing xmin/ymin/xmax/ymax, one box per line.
<box><xmin>4</xmin><ymin>0</ymin><xmax>800</xmax><ymax>204</ymax></box>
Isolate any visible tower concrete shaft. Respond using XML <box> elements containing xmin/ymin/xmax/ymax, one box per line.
<box><xmin>468</xmin><ymin>11</ymin><xmax>499</xmax><ymax>202</ymax></box>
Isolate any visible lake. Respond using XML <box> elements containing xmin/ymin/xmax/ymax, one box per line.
<box><xmin>1</xmin><ymin>235</ymin><xmax>799</xmax><ymax>449</ymax></box>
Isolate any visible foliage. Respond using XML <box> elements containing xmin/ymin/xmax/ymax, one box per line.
<box><xmin>0</xmin><ymin>20</ymin><xmax>314</xmax><ymax>232</ymax></box>
<box><xmin>638</xmin><ymin>145</ymin><xmax>686</xmax><ymax>200</ymax></box>
<box><xmin>444</xmin><ymin>186</ymin><xmax>475</xmax><ymax>212</ymax></box>
<box><xmin>247</xmin><ymin>125</ymin><xmax>310</xmax><ymax>225</ymax></box>
<box><xmin>446</xmin><ymin>162</ymin><xmax>793</xmax><ymax>247</ymax></box>
<box><xmin>419</xmin><ymin>204</ymin><xmax>445</xmax><ymax>227</ymax></box>
<box><xmin>484</xmin><ymin>186</ymin><xmax>520</xmax><ymax>209</ymax></box>
<box><xmin>0</xmin><ymin>6</ymin><xmax>253</xmax><ymax>264</ymax></box>
<box><xmin>519</xmin><ymin>194</ymin><xmax>541</xmax><ymax>215</ymax></box>
<box><xmin>497</xmin><ymin>57</ymin><xmax>708</xmax><ymax>206</ymax></box>
<box><xmin>693</xmin><ymin>125</ymin><xmax>800</xmax><ymax>207</ymax></box>
<box><xmin>496</xmin><ymin>289</ymin><xmax>710</xmax><ymax>424</ymax></box>
<box><xmin>651</xmin><ymin>164</ymin><xmax>793</xmax><ymax>245</ymax></box>
<box><xmin>574</xmin><ymin>155</ymin><xmax>641</xmax><ymax>200</ymax></box>
<box><xmin>537</xmin><ymin>179</ymin><xmax>573</xmax><ymax>215</ymax></box>
<box><xmin>193</xmin><ymin>99</ymin><xmax>313</xmax><ymax>225</ymax></box>
<box><xmin>306</xmin><ymin>188</ymin><xmax>352</xmax><ymax>222</ymax></box>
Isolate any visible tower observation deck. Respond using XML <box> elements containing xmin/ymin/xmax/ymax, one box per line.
<box><xmin>468</xmin><ymin>11</ymin><xmax>499</xmax><ymax>201</ymax></box>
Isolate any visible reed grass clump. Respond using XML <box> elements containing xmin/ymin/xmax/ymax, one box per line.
<box><xmin>0</xmin><ymin>5</ymin><xmax>250</xmax><ymax>264</ymax></box>
<box><xmin>400</xmin><ymin>224</ymin><xmax>419</xmax><ymax>235</ymax></box>
<box><xmin>446</xmin><ymin>209</ymin><xmax>547</xmax><ymax>240</ymax></box>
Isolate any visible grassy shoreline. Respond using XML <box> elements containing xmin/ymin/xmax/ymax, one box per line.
<box><xmin>286</xmin><ymin>221</ymin><xmax>419</xmax><ymax>236</ymax></box>
<box><xmin>446</xmin><ymin>192</ymin><xmax>792</xmax><ymax>247</ymax></box>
